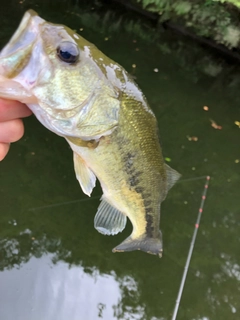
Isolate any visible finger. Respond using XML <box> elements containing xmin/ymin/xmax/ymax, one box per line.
<box><xmin>0</xmin><ymin>99</ymin><xmax>32</xmax><ymax>122</ymax></box>
<box><xmin>0</xmin><ymin>142</ymin><xmax>10</xmax><ymax>161</ymax></box>
<box><xmin>0</xmin><ymin>119</ymin><xmax>24</xmax><ymax>143</ymax></box>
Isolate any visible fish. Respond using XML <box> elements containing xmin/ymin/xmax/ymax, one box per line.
<box><xmin>0</xmin><ymin>10</ymin><xmax>180</xmax><ymax>257</ymax></box>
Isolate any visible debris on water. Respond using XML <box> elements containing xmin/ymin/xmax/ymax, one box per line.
<box><xmin>195</xmin><ymin>270</ymin><xmax>201</xmax><ymax>277</ymax></box>
<box><xmin>133</xmin><ymin>39</ymin><xmax>137</xmax><ymax>43</ymax></box>
<box><xmin>8</xmin><ymin>220</ymin><xmax>17</xmax><ymax>226</ymax></box>
<box><xmin>192</xmin><ymin>167</ymin><xmax>196</xmax><ymax>170</ymax></box>
<box><xmin>184</xmin><ymin>201</ymin><xmax>188</xmax><ymax>204</ymax></box>
<box><xmin>132</xmin><ymin>64</ymin><xmax>136</xmax><ymax>68</ymax></box>
<box><xmin>203</xmin><ymin>106</ymin><xmax>209</xmax><ymax>111</ymax></box>
<box><xmin>164</xmin><ymin>157</ymin><xmax>171</xmax><ymax>162</ymax></box>
<box><xmin>210</xmin><ymin>119</ymin><xmax>222</xmax><ymax>130</ymax></box>
<box><xmin>104</xmin><ymin>37</ymin><xmax>109</xmax><ymax>41</ymax></box>
<box><xmin>79</xmin><ymin>28</ymin><xmax>83</xmax><ymax>31</ymax></box>
<box><xmin>153</xmin><ymin>68</ymin><xmax>159</xmax><ymax>72</ymax></box>
<box><xmin>31</xmin><ymin>152</ymin><xmax>35</xmax><ymax>155</ymax></box>
<box><xmin>135</xmin><ymin>48</ymin><xmax>139</xmax><ymax>51</ymax></box>
<box><xmin>235</xmin><ymin>159</ymin><xmax>239</xmax><ymax>163</ymax></box>
<box><xmin>234</xmin><ymin>121</ymin><xmax>240</xmax><ymax>128</ymax></box>
<box><xmin>187</xmin><ymin>135</ymin><xmax>198</xmax><ymax>141</ymax></box>
<box><xmin>8</xmin><ymin>219</ymin><xmax>17</xmax><ymax>226</ymax></box>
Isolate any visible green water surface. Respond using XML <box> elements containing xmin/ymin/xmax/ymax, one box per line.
<box><xmin>0</xmin><ymin>1</ymin><xmax>239</xmax><ymax>320</ymax></box>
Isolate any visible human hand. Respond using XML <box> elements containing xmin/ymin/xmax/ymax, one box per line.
<box><xmin>0</xmin><ymin>99</ymin><xmax>32</xmax><ymax>161</ymax></box>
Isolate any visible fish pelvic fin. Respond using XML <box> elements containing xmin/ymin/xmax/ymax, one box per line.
<box><xmin>94</xmin><ymin>198</ymin><xmax>127</xmax><ymax>236</ymax></box>
<box><xmin>112</xmin><ymin>233</ymin><xmax>163</xmax><ymax>258</ymax></box>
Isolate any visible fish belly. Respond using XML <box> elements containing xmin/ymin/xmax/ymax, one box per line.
<box><xmin>67</xmin><ymin>111</ymin><xmax>166</xmax><ymax>257</ymax></box>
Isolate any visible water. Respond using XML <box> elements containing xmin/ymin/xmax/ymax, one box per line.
<box><xmin>0</xmin><ymin>1</ymin><xmax>240</xmax><ymax>319</ymax></box>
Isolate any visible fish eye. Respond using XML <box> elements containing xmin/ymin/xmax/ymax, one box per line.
<box><xmin>57</xmin><ymin>41</ymin><xmax>79</xmax><ymax>64</ymax></box>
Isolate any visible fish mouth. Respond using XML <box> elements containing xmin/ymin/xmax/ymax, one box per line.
<box><xmin>0</xmin><ymin>10</ymin><xmax>42</xmax><ymax>60</ymax></box>
<box><xmin>0</xmin><ymin>11</ymin><xmax>98</xmax><ymax>114</ymax></box>
<box><xmin>0</xmin><ymin>10</ymin><xmax>44</xmax><ymax>103</ymax></box>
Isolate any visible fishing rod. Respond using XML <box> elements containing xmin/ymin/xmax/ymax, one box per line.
<box><xmin>171</xmin><ymin>175</ymin><xmax>210</xmax><ymax>320</ymax></box>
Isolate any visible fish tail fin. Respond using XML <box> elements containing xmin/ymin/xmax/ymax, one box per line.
<box><xmin>112</xmin><ymin>233</ymin><xmax>163</xmax><ymax>258</ymax></box>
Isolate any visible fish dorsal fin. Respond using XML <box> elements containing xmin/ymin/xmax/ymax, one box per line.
<box><xmin>73</xmin><ymin>152</ymin><xmax>96</xmax><ymax>197</ymax></box>
<box><xmin>164</xmin><ymin>163</ymin><xmax>181</xmax><ymax>191</ymax></box>
<box><xmin>94</xmin><ymin>198</ymin><xmax>127</xmax><ymax>236</ymax></box>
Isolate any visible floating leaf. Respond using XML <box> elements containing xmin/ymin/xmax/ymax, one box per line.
<box><xmin>210</xmin><ymin>119</ymin><xmax>222</xmax><ymax>130</ymax></box>
<box><xmin>187</xmin><ymin>135</ymin><xmax>198</xmax><ymax>141</ymax></box>
<box><xmin>234</xmin><ymin>121</ymin><xmax>240</xmax><ymax>128</ymax></box>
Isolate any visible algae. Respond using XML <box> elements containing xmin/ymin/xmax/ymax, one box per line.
<box><xmin>132</xmin><ymin>0</ymin><xmax>240</xmax><ymax>48</ymax></box>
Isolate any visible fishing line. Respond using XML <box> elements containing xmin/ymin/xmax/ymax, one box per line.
<box><xmin>177</xmin><ymin>175</ymin><xmax>208</xmax><ymax>183</ymax></box>
<box><xmin>29</xmin><ymin>195</ymin><xmax>101</xmax><ymax>211</ymax></box>
<box><xmin>171</xmin><ymin>175</ymin><xmax>210</xmax><ymax>320</ymax></box>
<box><xmin>28</xmin><ymin>175</ymin><xmax>208</xmax><ymax>211</ymax></box>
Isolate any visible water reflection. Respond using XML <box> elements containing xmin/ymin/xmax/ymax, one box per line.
<box><xmin>0</xmin><ymin>254</ymin><xmax>122</xmax><ymax>320</ymax></box>
<box><xmin>0</xmin><ymin>232</ymin><xmax>155</xmax><ymax>319</ymax></box>
<box><xmin>0</xmin><ymin>252</ymin><xmax>154</xmax><ymax>320</ymax></box>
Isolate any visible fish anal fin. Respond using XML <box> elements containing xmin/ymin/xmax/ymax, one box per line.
<box><xmin>94</xmin><ymin>198</ymin><xmax>127</xmax><ymax>236</ymax></box>
<box><xmin>164</xmin><ymin>163</ymin><xmax>181</xmax><ymax>192</ymax></box>
<box><xmin>113</xmin><ymin>234</ymin><xmax>163</xmax><ymax>257</ymax></box>
<box><xmin>73</xmin><ymin>152</ymin><xmax>96</xmax><ymax>197</ymax></box>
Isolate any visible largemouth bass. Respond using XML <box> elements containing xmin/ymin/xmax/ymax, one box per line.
<box><xmin>0</xmin><ymin>10</ymin><xmax>180</xmax><ymax>257</ymax></box>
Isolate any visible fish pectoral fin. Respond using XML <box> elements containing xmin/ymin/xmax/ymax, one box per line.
<box><xmin>94</xmin><ymin>198</ymin><xmax>127</xmax><ymax>236</ymax></box>
<box><xmin>112</xmin><ymin>234</ymin><xmax>163</xmax><ymax>257</ymax></box>
<box><xmin>164</xmin><ymin>163</ymin><xmax>181</xmax><ymax>192</ymax></box>
<box><xmin>73</xmin><ymin>152</ymin><xmax>96</xmax><ymax>197</ymax></box>
<box><xmin>67</xmin><ymin>136</ymin><xmax>99</xmax><ymax>149</ymax></box>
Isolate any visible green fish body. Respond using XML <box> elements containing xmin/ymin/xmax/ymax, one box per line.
<box><xmin>0</xmin><ymin>10</ymin><xmax>180</xmax><ymax>256</ymax></box>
